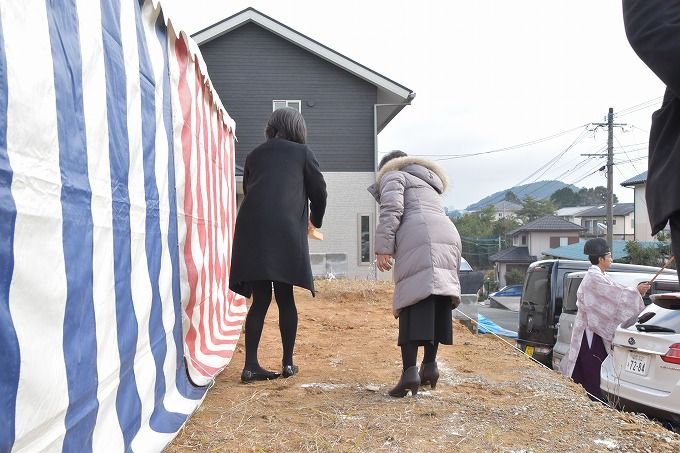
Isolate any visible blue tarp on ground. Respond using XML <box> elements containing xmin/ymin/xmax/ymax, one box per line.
<box><xmin>477</xmin><ymin>314</ymin><xmax>518</xmax><ymax>338</ymax></box>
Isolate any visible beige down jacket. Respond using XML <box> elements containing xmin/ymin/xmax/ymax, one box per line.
<box><xmin>368</xmin><ymin>156</ymin><xmax>462</xmax><ymax>317</ymax></box>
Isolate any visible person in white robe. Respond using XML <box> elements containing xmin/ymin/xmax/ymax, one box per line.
<box><xmin>560</xmin><ymin>238</ymin><xmax>649</xmax><ymax>400</ymax></box>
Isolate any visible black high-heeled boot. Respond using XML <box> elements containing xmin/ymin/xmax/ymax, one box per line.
<box><xmin>419</xmin><ymin>361</ymin><xmax>440</xmax><ymax>389</ymax></box>
<box><xmin>388</xmin><ymin>365</ymin><xmax>420</xmax><ymax>397</ymax></box>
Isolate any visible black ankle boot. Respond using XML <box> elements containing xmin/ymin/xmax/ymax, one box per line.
<box><xmin>282</xmin><ymin>364</ymin><xmax>299</xmax><ymax>378</ymax></box>
<box><xmin>388</xmin><ymin>365</ymin><xmax>420</xmax><ymax>397</ymax></box>
<box><xmin>419</xmin><ymin>361</ymin><xmax>439</xmax><ymax>389</ymax></box>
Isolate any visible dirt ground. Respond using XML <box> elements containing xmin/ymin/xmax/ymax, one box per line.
<box><xmin>168</xmin><ymin>280</ymin><xmax>680</xmax><ymax>452</ymax></box>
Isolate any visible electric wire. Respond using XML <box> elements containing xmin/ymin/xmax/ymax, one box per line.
<box><xmin>420</xmin><ymin>124</ymin><xmax>589</xmax><ymax>160</ymax></box>
<box><xmin>614</xmin><ymin>96</ymin><xmax>663</xmax><ymax>118</ymax></box>
<box><xmin>509</xmin><ymin>128</ymin><xmax>592</xmax><ymax>199</ymax></box>
<box><xmin>614</xmin><ymin>134</ymin><xmax>639</xmax><ymax>173</ymax></box>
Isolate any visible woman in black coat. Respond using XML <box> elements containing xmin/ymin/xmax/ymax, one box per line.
<box><xmin>229</xmin><ymin>108</ymin><xmax>327</xmax><ymax>383</ymax></box>
<box><xmin>623</xmin><ymin>1</ymin><xmax>680</xmax><ymax>281</ymax></box>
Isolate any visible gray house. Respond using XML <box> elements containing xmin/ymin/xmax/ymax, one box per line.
<box><xmin>192</xmin><ymin>8</ymin><xmax>415</xmax><ymax>278</ymax></box>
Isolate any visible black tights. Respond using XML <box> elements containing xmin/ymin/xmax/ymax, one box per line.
<box><xmin>400</xmin><ymin>342</ymin><xmax>439</xmax><ymax>371</ymax></box>
<box><xmin>244</xmin><ymin>281</ymin><xmax>297</xmax><ymax>370</ymax></box>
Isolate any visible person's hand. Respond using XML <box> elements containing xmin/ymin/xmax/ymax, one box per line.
<box><xmin>376</xmin><ymin>254</ymin><xmax>393</xmax><ymax>272</ymax></box>
<box><xmin>308</xmin><ymin>218</ymin><xmax>314</xmax><ymax>231</ymax></box>
<box><xmin>637</xmin><ymin>281</ymin><xmax>651</xmax><ymax>296</ymax></box>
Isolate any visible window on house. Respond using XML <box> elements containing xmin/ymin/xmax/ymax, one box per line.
<box><xmin>359</xmin><ymin>215</ymin><xmax>371</xmax><ymax>264</ymax></box>
<box><xmin>273</xmin><ymin>100</ymin><xmax>301</xmax><ymax>112</ymax></box>
<box><xmin>612</xmin><ymin>219</ymin><xmax>617</xmax><ymax>225</ymax></box>
<box><xmin>631</xmin><ymin>218</ymin><xmax>634</xmax><ymax>229</ymax></box>
<box><xmin>559</xmin><ymin>237</ymin><xmax>569</xmax><ymax>246</ymax></box>
<box><xmin>521</xmin><ymin>235</ymin><xmax>526</xmax><ymax>245</ymax></box>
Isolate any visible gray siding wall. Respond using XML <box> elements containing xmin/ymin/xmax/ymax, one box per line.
<box><xmin>307</xmin><ymin>172</ymin><xmax>377</xmax><ymax>279</ymax></box>
<box><xmin>199</xmin><ymin>23</ymin><xmax>377</xmax><ymax>172</ymax></box>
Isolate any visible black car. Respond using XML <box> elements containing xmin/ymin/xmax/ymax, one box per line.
<box><xmin>517</xmin><ymin>259</ymin><xmax>676</xmax><ymax>367</ymax></box>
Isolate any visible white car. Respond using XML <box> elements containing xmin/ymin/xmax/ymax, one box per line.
<box><xmin>601</xmin><ymin>292</ymin><xmax>680</xmax><ymax>424</ymax></box>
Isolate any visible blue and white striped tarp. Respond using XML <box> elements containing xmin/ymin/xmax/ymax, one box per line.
<box><xmin>0</xmin><ymin>1</ymin><xmax>245</xmax><ymax>451</ymax></box>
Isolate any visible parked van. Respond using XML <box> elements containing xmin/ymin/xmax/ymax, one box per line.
<box><xmin>517</xmin><ymin>259</ymin><xmax>677</xmax><ymax>367</ymax></box>
<box><xmin>552</xmin><ymin>271</ymin><xmax>680</xmax><ymax>371</ymax></box>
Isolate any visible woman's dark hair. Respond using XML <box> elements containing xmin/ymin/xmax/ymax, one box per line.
<box><xmin>589</xmin><ymin>255</ymin><xmax>603</xmax><ymax>265</ymax></box>
<box><xmin>378</xmin><ymin>150</ymin><xmax>408</xmax><ymax>170</ymax></box>
<box><xmin>265</xmin><ymin>107</ymin><xmax>307</xmax><ymax>144</ymax></box>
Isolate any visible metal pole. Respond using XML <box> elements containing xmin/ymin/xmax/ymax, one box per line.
<box><xmin>606</xmin><ymin>107</ymin><xmax>614</xmax><ymax>251</ymax></box>
<box><xmin>373</xmin><ymin>104</ymin><xmax>378</xmax><ymax>173</ymax></box>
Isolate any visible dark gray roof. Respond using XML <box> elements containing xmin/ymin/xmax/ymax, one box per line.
<box><xmin>621</xmin><ymin>170</ymin><xmax>647</xmax><ymax>187</ymax></box>
<box><xmin>489</xmin><ymin>246</ymin><xmax>537</xmax><ymax>263</ymax></box>
<box><xmin>508</xmin><ymin>215</ymin><xmax>585</xmax><ymax>235</ymax></box>
<box><xmin>577</xmin><ymin>203</ymin><xmax>634</xmax><ymax>217</ymax></box>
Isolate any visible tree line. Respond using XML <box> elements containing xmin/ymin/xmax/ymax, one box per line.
<box><xmin>451</xmin><ymin>185</ymin><xmax>614</xmax><ymax>269</ymax></box>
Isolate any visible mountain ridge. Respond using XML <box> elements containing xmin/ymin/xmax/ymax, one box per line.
<box><xmin>465</xmin><ymin>180</ymin><xmax>580</xmax><ymax>211</ymax></box>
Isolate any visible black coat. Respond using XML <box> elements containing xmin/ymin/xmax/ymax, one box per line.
<box><xmin>229</xmin><ymin>138</ymin><xmax>327</xmax><ymax>297</ymax></box>
<box><xmin>623</xmin><ymin>1</ymin><xmax>680</xmax><ymax>235</ymax></box>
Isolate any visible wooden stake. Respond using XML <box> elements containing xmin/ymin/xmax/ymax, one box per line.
<box><xmin>648</xmin><ymin>256</ymin><xmax>675</xmax><ymax>284</ymax></box>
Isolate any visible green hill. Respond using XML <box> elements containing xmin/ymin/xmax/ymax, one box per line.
<box><xmin>466</xmin><ymin>180</ymin><xmax>580</xmax><ymax>211</ymax></box>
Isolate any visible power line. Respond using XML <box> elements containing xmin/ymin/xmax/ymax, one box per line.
<box><xmin>420</xmin><ymin>124</ymin><xmax>589</xmax><ymax>161</ymax></box>
<box><xmin>511</xmin><ymin>129</ymin><xmax>593</xmax><ymax>199</ymax></box>
<box><xmin>614</xmin><ymin>134</ymin><xmax>639</xmax><ymax>173</ymax></box>
<box><xmin>509</xmin><ymin>127</ymin><xmax>591</xmax><ymax>196</ymax></box>
<box><xmin>571</xmin><ymin>165</ymin><xmax>605</xmax><ymax>185</ymax></box>
<box><xmin>614</xmin><ymin>96</ymin><xmax>663</xmax><ymax>117</ymax></box>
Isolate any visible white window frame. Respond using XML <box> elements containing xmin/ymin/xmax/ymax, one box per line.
<box><xmin>358</xmin><ymin>213</ymin><xmax>373</xmax><ymax>265</ymax></box>
<box><xmin>272</xmin><ymin>100</ymin><xmax>301</xmax><ymax>112</ymax></box>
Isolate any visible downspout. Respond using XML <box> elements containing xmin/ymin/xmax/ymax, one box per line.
<box><xmin>372</xmin><ymin>94</ymin><xmax>415</xmax><ymax>279</ymax></box>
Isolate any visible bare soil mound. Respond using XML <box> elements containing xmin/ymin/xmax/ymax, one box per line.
<box><xmin>168</xmin><ymin>280</ymin><xmax>679</xmax><ymax>452</ymax></box>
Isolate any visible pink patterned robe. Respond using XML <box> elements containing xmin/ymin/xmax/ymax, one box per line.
<box><xmin>560</xmin><ymin>265</ymin><xmax>645</xmax><ymax>378</ymax></box>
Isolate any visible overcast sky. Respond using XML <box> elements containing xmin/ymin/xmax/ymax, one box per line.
<box><xmin>161</xmin><ymin>0</ymin><xmax>665</xmax><ymax>209</ymax></box>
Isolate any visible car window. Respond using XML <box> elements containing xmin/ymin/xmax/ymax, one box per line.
<box><xmin>523</xmin><ymin>265</ymin><xmax>550</xmax><ymax>309</ymax></box>
<box><xmin>563</xmin><ymin>277</ymin><xmax>582</xmax><ymax>314</ymax></box>
<box><xmin>459</xmin><ymin>257</ymin><xmax>473</xmax><ymax>272</ymax></box>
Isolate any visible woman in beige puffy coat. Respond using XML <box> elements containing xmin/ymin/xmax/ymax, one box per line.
<box><xmin>368</xmin><ymin>150</ymin><xmax>462</xmax><ymax>397</ymax></box>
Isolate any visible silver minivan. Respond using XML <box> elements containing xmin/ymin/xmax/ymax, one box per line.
<box><xmin>552</xmin><ymin>271</ymin><xmax>680</xmax><ymax>371</ymax></box>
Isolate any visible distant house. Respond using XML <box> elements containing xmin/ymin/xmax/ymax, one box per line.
<box><xmin>555</xmin><ymin>206</ymin><xmax>594</xmax><ymax>226</ymax></box>
<box><xmin>577</xmin><ymin>203</ymin><xmax>635</xmax><ymax>240</ymax></box>
<box><xmin>192</xmin><ymin>8</ymin><xmax>415</xmax><ymax>278</ymax></box>
<box><xmin>490</xmin><ymin>201</ymin><xmax>522</xmax><ymax>220</ymax></box>
<box><xmin>490</xmin><ymin>215</ymin><xmax>584</xmax><ymax>286</ymax></box>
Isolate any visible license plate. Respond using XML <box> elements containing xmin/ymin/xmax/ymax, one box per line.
<box><xmin>525</xmin><ymin>345</ymin><xmax>534</xmax><ymax>357</ymax></box>
<box><xmin>625</xmin><ymin>352</ymin><xmax>651</xmax><ymax>376</ymax></box>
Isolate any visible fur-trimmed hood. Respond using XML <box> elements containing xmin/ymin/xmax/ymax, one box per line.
<box><xmin>376</xmin><ymin>156</ymin><xmax>449</xmax><ymax>193</ymax></box>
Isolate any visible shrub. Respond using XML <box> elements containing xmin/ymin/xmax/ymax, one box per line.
<box><xmin>504</xmin><ymin>269</ymin><xmax>525</xmax><ymax>285</ymax></box>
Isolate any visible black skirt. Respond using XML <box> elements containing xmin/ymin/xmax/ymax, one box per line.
<box><xmin>398</xmin><ymin>294</ymin><xmax>453</xmax><ymax>346</ymax></box>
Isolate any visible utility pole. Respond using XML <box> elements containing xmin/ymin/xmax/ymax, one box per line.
<box><xmin>584</xmin><ymin>108</ymin><xmax>626</xmax><ymax>252</ymax></box>
<box><xmin>606</xmin><ymin>108</ymin><xmax>614</xmax><ymax>251</ymax></box>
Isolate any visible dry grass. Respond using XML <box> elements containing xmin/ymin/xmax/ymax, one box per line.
<box><xmin>167</xmin><ymin>280</ymin><xmax>680</xmax><ymax>452</ymax></box>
